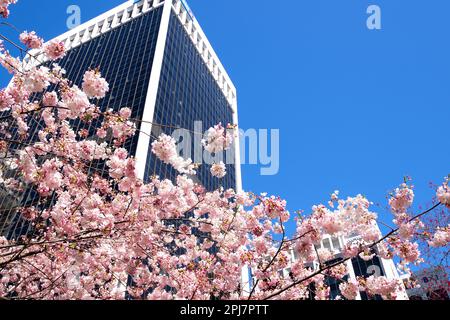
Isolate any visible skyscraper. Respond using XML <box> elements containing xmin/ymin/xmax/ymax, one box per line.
<box><xmin>1</xmin><ymin>0</ymin><xmax>242</xmax><ymax>237</ymax></box>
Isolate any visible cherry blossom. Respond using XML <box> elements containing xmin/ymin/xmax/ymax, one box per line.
<box><xmin>359</xmin><ymin>249</ymin><xmax>376</xmax><ymax>262</ymax></box>
<box><xmin>0</xmin><ymin>51</ymin><xmax>20</xmax><ymax>74</ymax></box>
<box><xmin>82</xmin><ymin>70</ymin><xmax>109</xmax><ymax>99</ymax></box>
<box><xmin>60</xmin><ymin>85</ymin><xmax>91</xmax><ymax>118</ymax></box>
<box><xmin>210</xmin><ymin>161</ymin><xmax>227</xmax><ymax>178</ymax></box>
<box><xmin>42</xmin><ymin>91</ymin><xmax>58</xmax><ymax>107</ymax></box>
<box><xmin>151</xmin><ymin>133</ymin><xmax>196</xmax><ymax>175</ymax></box>
<box><xmin>437</xmin><ymin>180</ymin><xmax>450</xmax><ymax>208</ymax></box>
<box><xmin>389</xmin><ymin>183</ymin><xmax>414</xmax><ymax>214</ymax></box>
<box><xmin>0</xmin><ymin>3</ymin><xmax>447</xmax><ymax>301</ymax></box>
<box><xmin>202</xmin><ymin>123</ymin><xmax>233</xmax><ymax>153</ymax></box>
<box><xmin>19</xmin><ymin>31</ymin><xmax>43</xmax><ymax>49</ymax></box>
<box><xmin>0</xmin><ymin>0</ymin><xmax>16</xmax><ymax>18</ymax></box>
<box><xmin>0</xmin><ymin>89</ymin><xmax>13</xmax><ymax>111</ymax></box>
<box><xmin>44</xmin><ymin>40</ymin><xmax>66</xmax><ymax>60</ymax></box>
<box><xmin>339</xmin><ymin>280</ymin><xmax>359</xmax><ymax>300</ymax></box>
<box><xmin>363</xmin><ymin>276</ymin><xmax>401</xmax><ymax>300</ymax></box>
<box><xmin>23</xmin><ymin>66</ymin><xmax>50</xmax><ymax>93</ymax></box>
<box><xmin>428</xmin><ymin>226</ymin><xmax>450</xmax><ymax>247</ymax></box>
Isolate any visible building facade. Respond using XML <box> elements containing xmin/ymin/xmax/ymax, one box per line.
<box><xmin>1</xmin><ymin>0</ymin><xmax>243</xmax><ymax>239</ymax></box>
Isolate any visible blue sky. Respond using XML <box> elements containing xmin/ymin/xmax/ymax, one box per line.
<box><xmin>1</xmin><ymin>0</ymin><xmax>449</xmax><ymax>237</ymax></box>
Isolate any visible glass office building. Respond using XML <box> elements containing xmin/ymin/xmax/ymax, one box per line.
<box><xmin>143</xmin><ymin>8</ymin><xmax>236</xmax><ymax>190</ymax></box>
<box><xmin>0</xmin><ymin>0</ymin><xmax>242</xmax><ymax>237</ymax></box>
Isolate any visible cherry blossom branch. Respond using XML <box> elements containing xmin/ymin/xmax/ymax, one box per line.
<box><xmin>248</xmin><ymin>217</ymin><xmax>286</xmax><ymax>299</ymax></box>
<box><xmin>0</xmin><ymin>234</ymin><xmax>105</xmax><ymax>251</ymax></box>
<box><xmin>262</xmin><ymin>202</ymin><xmax>443</xmax><ymax>300</ymax></box>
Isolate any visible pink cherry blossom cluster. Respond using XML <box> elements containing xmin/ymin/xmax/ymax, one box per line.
<box><xmin>295</xmin><ymin>194</ymin><xmax>379</xmax><ymax>260</ymax></box>
<box><xmin>437</xmin><ymin>179</ymin><xmax>450</xmax><ymax>208</ymax></box>
<box><xmin>389</xmin><ymin>183</ymin><xmax>414</xmax><ymax>214</ymax></box>
<box><xmin>202</xmin><ymin>122</ymin><xmax>234</xmax><ymax>153</ymax></box>
<box><xmin>0</xmin><ymin>4</ymin><xmax>448</xmax><ymax>300</ymax></box>
<box><xmin>23</xmin><ymin>66</ymin><xmax>50</xmax><ymax>93</ymax></box>
<box><xmin>338</xmin><ymin>279</ymin><xmax>359</xmax><ymax>300</ymax></box>
<box><xmin>44</xmin><ymin>40</ymin><xmax>66</xmax><ymax>60</ymax></box>
<box><xmin>428</xmin><ymin>225</ymin><xmax>450</xmax><ymax>247</ymax></box>
<box><xmin>151</xmin><ymin>133</ymin><xmax>196</xmax><ymax>175</ymax></box>
<box><xmin>385</xmin><ymin>183</ymin><xmax>428</xmax><ymax>266</ymax></box>
<box><xmin>95</xmin><ymin>107</ymin><xmax>136</xmax><ymax>145</ymax></box>
<box><xmin>363</xmin><ymin>276</ymin><xmax>402</xmax><ymax>300</ymax></box>
<box><xmin>82</xmin><ymin>69</ymin><xmax>109</xmax><ymax>99</ymax></box>
<box><xmin>19</xmin><ymin>31</ymin><xmax>43</xmax><ymax>49</ymax></box>
<box><xmin>0</xmin><ymin>0</ymin><xmax>16</xmax><ymax>18</ymax></box>
<box><xmin>60</xmin><ymin>85</ymin><xmax>92</xmax><ymax>118</ymax></box>
<box><xmin>42</xmin><ymin>91</ymin><xmax>58</xmax><ymax>107</ymax></box>
<box><xmin>0</xmin><ymin>51</ymin><xmax>20</xmax><ymax>74</ymax></box>
<box><xmin>210</xmin><ymin>161</ymin><xmax>227</xmax><ymax>178</ymax></box>
<box><xmin>0</xmin><ymin>88</ymin><xmax>13</xmax><ymax>111</ymax></box>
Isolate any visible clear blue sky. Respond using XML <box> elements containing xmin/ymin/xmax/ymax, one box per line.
<box><xmin>1</xmin><ymin>0</ymin><xmax>449</xmax><ymax>237</ymax></box>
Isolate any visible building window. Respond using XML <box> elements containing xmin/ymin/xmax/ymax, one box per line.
<box><xmin>322</xmin><ymin>238</ymin><xmax>332</xmax><ymax>251</ymax></box>
<box><xmin>331</xmin><ymin>237</ymin><xmax>340</xmax><ymax>250</ymax></box>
